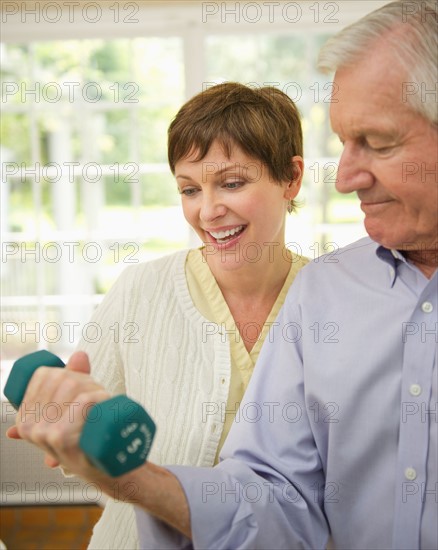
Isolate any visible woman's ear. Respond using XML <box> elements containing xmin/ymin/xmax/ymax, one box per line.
<box><xmin>284</xmin><ymin>156</ymin><xmax>304</xmax><ymax>200</ymax></box>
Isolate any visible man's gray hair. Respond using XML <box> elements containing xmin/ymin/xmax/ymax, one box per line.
<box><xmin>318</xmin><ymin>0</ymin><xmax>438</xmax><ymax>124</ymax></box>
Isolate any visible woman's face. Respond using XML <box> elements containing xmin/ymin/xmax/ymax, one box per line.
<box><xmin>175</xmin><ymin>140</ymin><xmax>301</xmax><ymax>272</ymax></box>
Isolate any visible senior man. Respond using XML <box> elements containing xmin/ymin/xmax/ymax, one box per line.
<box><xmin>9</xmin><ymin>1</ymin><xmax>437</xmax><ymax>548</ymax></box>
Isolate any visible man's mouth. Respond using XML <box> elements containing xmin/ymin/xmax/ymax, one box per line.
<box><xmin>207</xmin><ymin>225</ymin><xmax>246</xmax><ymax>244</ymax></box>
<box><xmin>360</xmin><ymin>200</ymin><xmax>394</xmax><ymax>213</ymax></box>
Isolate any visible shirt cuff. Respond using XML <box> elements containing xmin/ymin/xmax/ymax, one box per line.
<box><xmin>135</xmin><ymin>502</ymin><xmax>192</xmax><ymax>549</ymax></box>
<box><xmin>135</xmin><ymin>464</ymin><xmax>250</xmax><ymax>550</ymax></box>
<box><xmin>167</xmin><ymin>464</ymin><xmax>258</xmax><ymax>549</ymax></box>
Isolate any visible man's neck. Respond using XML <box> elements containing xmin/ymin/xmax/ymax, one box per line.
<box><xmin>404</xmin><ymin>249</ymin><xmax>438</xmax><ymax>279</ymax></box>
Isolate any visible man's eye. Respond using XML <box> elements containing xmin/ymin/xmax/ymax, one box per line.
<box><xmin>366</xmin><ymin>139</ymin><xmax>396</xmax><ymax>154</ymax></box>
<box><xmin>370</xmin><ymin>145</ymin><xmax>394</xmax><ymax>154</ymax></box>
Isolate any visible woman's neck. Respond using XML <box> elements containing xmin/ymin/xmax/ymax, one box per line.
<box><xmin>206</xmin><ymin>246</ymin><xmax>293</xmax><ymax>302</ymax></box>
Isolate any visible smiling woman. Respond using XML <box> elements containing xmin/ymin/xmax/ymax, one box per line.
<box><xmin>76</xmin><ymin>82</ymin><xmax>308</xmax><ymax>549</ymax></box>
<box><xmin>170</xmin><ymin>83</ymin><xmax>304</xmax><ymax>347</ymax></box>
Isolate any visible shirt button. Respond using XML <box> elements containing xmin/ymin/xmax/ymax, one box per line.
<box><xmin>409</xmin><ymin>384</ymin><xmax>422</xmax><ymax>396</ymax></box>
<box><xmin>405</xmin><ymin>467</ymin><xmax>417</xmax><ymax>481</ymax></box>
<box><xmin>421</xmin><ymin>302</ymin><xmax>433</xmax><ymax>313</ymax></box>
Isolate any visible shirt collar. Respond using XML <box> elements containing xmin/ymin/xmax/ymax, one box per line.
<box><xmin>375</xmin><ymin>246</ymin><xmax>434</xmax><ymax>291</ymax></box>
<box><xmin>375</xmin><ymin>246</ymin><xmax>406</xmax><ymax>287</ymax></box>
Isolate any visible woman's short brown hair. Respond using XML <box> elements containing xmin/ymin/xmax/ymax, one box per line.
<box><xmin>168</xmin><ymin>82</ymin><xmax>303</xmax><ymax>190</ymax></box>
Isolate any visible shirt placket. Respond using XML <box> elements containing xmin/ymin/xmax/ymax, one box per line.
<box><xmin>393</xmin><ymin>277</ymin><xmax>437</xmax><ymax>550</ymax></box>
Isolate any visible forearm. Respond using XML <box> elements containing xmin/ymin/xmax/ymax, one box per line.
<box><xmin>112</xmin><ymin>462</ymin><xmax>192</xmax><ymax>539</ymax></box>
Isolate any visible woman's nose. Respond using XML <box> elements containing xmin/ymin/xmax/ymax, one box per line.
<box><xmin>199</xmin><ymin>190</ymin><xmax>227</xmax><ymax>222</ymax></box>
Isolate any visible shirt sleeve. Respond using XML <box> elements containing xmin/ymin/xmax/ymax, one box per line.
<box><xmin>136</xmin><ymin>273</ymin><xmax>330</xmax><ymax>549</ymax></box>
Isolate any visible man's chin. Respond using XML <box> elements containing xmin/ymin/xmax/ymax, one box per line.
<box><xmin>364</xmin><ymin>221</ymin><xmax>399</xmax><ymax>250</ymax></box>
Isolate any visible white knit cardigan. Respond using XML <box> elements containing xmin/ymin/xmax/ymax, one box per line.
<box><xmin>80</xmin><ymin>250</ymin><xmax>231</xmax><ymax>549</ymax></box>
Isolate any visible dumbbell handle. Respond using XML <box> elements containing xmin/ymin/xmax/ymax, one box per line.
<box><xmin>4</xmin><ymin>350</ymin><xmax>156</xmax><ymax>477</ymax></box>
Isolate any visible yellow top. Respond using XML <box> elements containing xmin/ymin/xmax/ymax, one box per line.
<box><xmin>185</xmin><ymin>248</ymin><xmax>308</xmax><ymax>463</ymax></box>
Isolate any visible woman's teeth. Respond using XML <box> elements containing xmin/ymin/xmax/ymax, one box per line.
<box><xmin>209</xmin><ymin>225</ymin><xmax>245</xmax><ymax>243</ymax></box>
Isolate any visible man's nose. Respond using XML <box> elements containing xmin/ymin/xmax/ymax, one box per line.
<box><xmin>335</xmin><ymin>142</ymin><xmax>374</xmax><ymax>194</ymax></box>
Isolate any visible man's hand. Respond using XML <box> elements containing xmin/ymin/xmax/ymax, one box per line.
<box><xmin>5</xmin><ymin>351</ymin><xmax>192</xmax><ymax>538</ymax></box>
<box><xmin>7</xmin><ymin>351</ymin><xmax>110</xmax><ymax>479</ymax></box>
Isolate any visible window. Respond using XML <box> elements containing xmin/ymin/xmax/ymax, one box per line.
<box><xmin>1</xmin><ymin>1</ymin><xmax>383</xmax><ymax>374</ymax></box>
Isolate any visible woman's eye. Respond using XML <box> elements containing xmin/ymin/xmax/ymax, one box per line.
<box><xmin>224</xmin><ymin>181</ymin><xmax>243</xmax><ymax>189</ymax></box>
<box><xmin>180</xmin><ymin>188</ymin><xmax>198</xmax><ymax>196</ymax></box>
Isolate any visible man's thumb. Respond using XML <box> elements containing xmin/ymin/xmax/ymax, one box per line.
<box><xmin>65</xmin><ymin>351</ymin><xmax>91</xmax><ymax>374</ymax></box>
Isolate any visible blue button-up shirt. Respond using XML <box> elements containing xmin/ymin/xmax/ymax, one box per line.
<box><xmin>136</xmin><ymin>237</ymin><xmax>437</xmax><ymax>549</ymax></box>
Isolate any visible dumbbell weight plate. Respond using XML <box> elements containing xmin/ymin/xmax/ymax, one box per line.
<box><xmin>80</xmin><ymin>395</ymin><xmax>156</xmax><ymax>477</ymax></box>
<box><xmin>4</xmin><ymin>349</ymin><xmax>65</xmax><ymax>410</ymax></box>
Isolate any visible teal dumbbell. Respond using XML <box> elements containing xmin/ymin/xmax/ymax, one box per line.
<box><xmin>4</xmin><ymin>350</ymin><xmax>156</xmax><ymax>477</ymax></box>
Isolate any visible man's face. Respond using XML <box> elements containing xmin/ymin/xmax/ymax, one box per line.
<box><xmin>330</xmin><ymin>49</ymin><xmax>438</xmax><ymax>253</ymax></box>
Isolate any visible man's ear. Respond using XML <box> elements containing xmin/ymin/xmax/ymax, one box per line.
<box><xmin>284</xmin><ymin>156</ymin><xmax>304</xmax><ymax>200</ymax></box>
